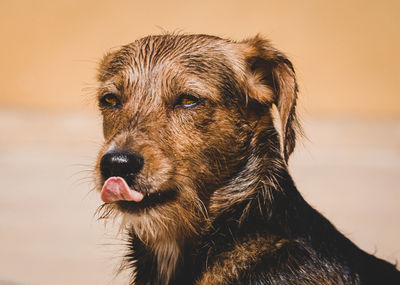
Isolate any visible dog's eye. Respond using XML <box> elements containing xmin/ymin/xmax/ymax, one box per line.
<box><xmin>100</xmin><ymin>93</ymin><xmax>121</xmax><ymax>108</ymax></box>
<box><xmin>175</xmin><ymin>94</ymin><xmax>201</xmax><ymax>108</ymax></box>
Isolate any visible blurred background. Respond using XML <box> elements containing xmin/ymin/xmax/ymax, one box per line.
<box><xmin>0</xmin><ymin>0</ymin><xmax>399</xmax><ymax>284</ymax></box>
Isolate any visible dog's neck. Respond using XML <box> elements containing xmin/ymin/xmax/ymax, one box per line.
<box><xmin>152</xmin><ymin>238</ymin><xmax>181</xmax><ymax>284</ymax></box>
<box><xmin>124</xmin><ymin>230</ymin><xmax>183</xmax><ymax>285</ymax></box>
<box><xmin>210</xmin><ymin>127</ymin><xmax>290</xmax><ymax>214</ymax></box>
<box><xmin>207</xmin><ymin>125</ymin><xmax>310</xmax><ymax>240</ymax></box>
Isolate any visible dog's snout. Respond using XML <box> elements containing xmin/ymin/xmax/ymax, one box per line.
<box><xmin>100</xmin><ymin>151</ymin><xmax>144</xmax><ymax>182</ymax></box>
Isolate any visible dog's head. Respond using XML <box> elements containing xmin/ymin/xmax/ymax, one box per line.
<box><xmin>94</xmin><ymin>34</ymin><xmax>299</xmax><ymax>244</ymax></box>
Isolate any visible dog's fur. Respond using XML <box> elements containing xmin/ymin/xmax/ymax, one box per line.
<box><xmin>94</xmin><ymin>34</ymin><xmax>400</xmax><ymax>284</ymax></box>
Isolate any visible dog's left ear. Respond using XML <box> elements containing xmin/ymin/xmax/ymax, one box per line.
<box><xmin>240</xmin><ymin>35</ymin><xmax>301</xmax><ymax>162</ymax></box>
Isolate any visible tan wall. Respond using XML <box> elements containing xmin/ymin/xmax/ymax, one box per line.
<box><xmin>1</xmin><ymin>0</ymin><xmax>399</xmax><ymax>116</ymax></box>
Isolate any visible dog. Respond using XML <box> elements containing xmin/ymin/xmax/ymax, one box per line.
<box><xmin>94</xmin><ymin>34</ymin><xmax>400</xmax><ymax>284</ymax></box>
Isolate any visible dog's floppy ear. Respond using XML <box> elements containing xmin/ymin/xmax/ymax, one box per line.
<box><xmin>241</xmin><ymin>35</ymin><xmax>301</xmax><ymax>162</ymax></box>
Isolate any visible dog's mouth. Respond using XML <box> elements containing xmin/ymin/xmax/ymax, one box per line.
<box><xmin>101</xmin><ymin>177</ymin><xmax>177</xmax><ymax>212</ymax></box>
<box><xmin>101</xmin><ymin>177</ymin><xmax>144</xmax><ymax>203</ymax></box>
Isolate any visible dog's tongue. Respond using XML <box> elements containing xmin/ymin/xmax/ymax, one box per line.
<box><xmin>101</xmin><ymin>177</ymin><xmax>144</xmax><ymax>203</ymax></box>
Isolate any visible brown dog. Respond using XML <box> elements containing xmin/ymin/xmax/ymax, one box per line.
<box><xmin>94</xmin><ymin>34</ymin><xmax>400</xmax><ymax>284</ymax></box>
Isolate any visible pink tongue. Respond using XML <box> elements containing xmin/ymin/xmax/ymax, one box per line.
<box><xmin>101</xmin><ymin>177</ymin><xmax>144</xmax><ymax>203</ymax></box>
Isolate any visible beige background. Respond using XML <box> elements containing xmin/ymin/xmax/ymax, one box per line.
<box><xmin>1</xmin><ymin>0</ymin><xmax>400</xmax><ymax>116</ymax></box>
<box><xmin>0</xmin><ymin>1</ymin><xmax>399</xmax><ymax>284</ymax></box>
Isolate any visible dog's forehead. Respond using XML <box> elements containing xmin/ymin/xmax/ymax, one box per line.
<box><xmin>98</xmin><ymin>35</ymin><xmax>243</xmax><ymax>90</ymax></box>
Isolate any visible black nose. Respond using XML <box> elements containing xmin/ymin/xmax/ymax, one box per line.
<box><xmin>100</xmin><ymin>151</ymin><xmax>144</xmax><ymax>182</ymax></box>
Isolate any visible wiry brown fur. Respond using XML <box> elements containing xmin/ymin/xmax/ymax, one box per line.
<box><xmin>94</xmin><ymin>34</ymin><xmax>400</xmax><ymax>285</ymax></box>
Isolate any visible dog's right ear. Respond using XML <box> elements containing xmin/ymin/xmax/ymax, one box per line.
<box><xmin>240</xmin><ymin>35</ymin><xmax>301</xmax><ymax>162</ymax></box>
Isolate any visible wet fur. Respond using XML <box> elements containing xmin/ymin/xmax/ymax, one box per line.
<box><xmin>94</xmin><ymin>34</ymin><xmax>400</xmax><ymax>284</ymax></box>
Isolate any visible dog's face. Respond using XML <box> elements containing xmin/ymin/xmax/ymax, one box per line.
<box><xmin>94</xmin><ymin>34</ymin><xmax>298</xmax><ymax>244</ymax></box>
